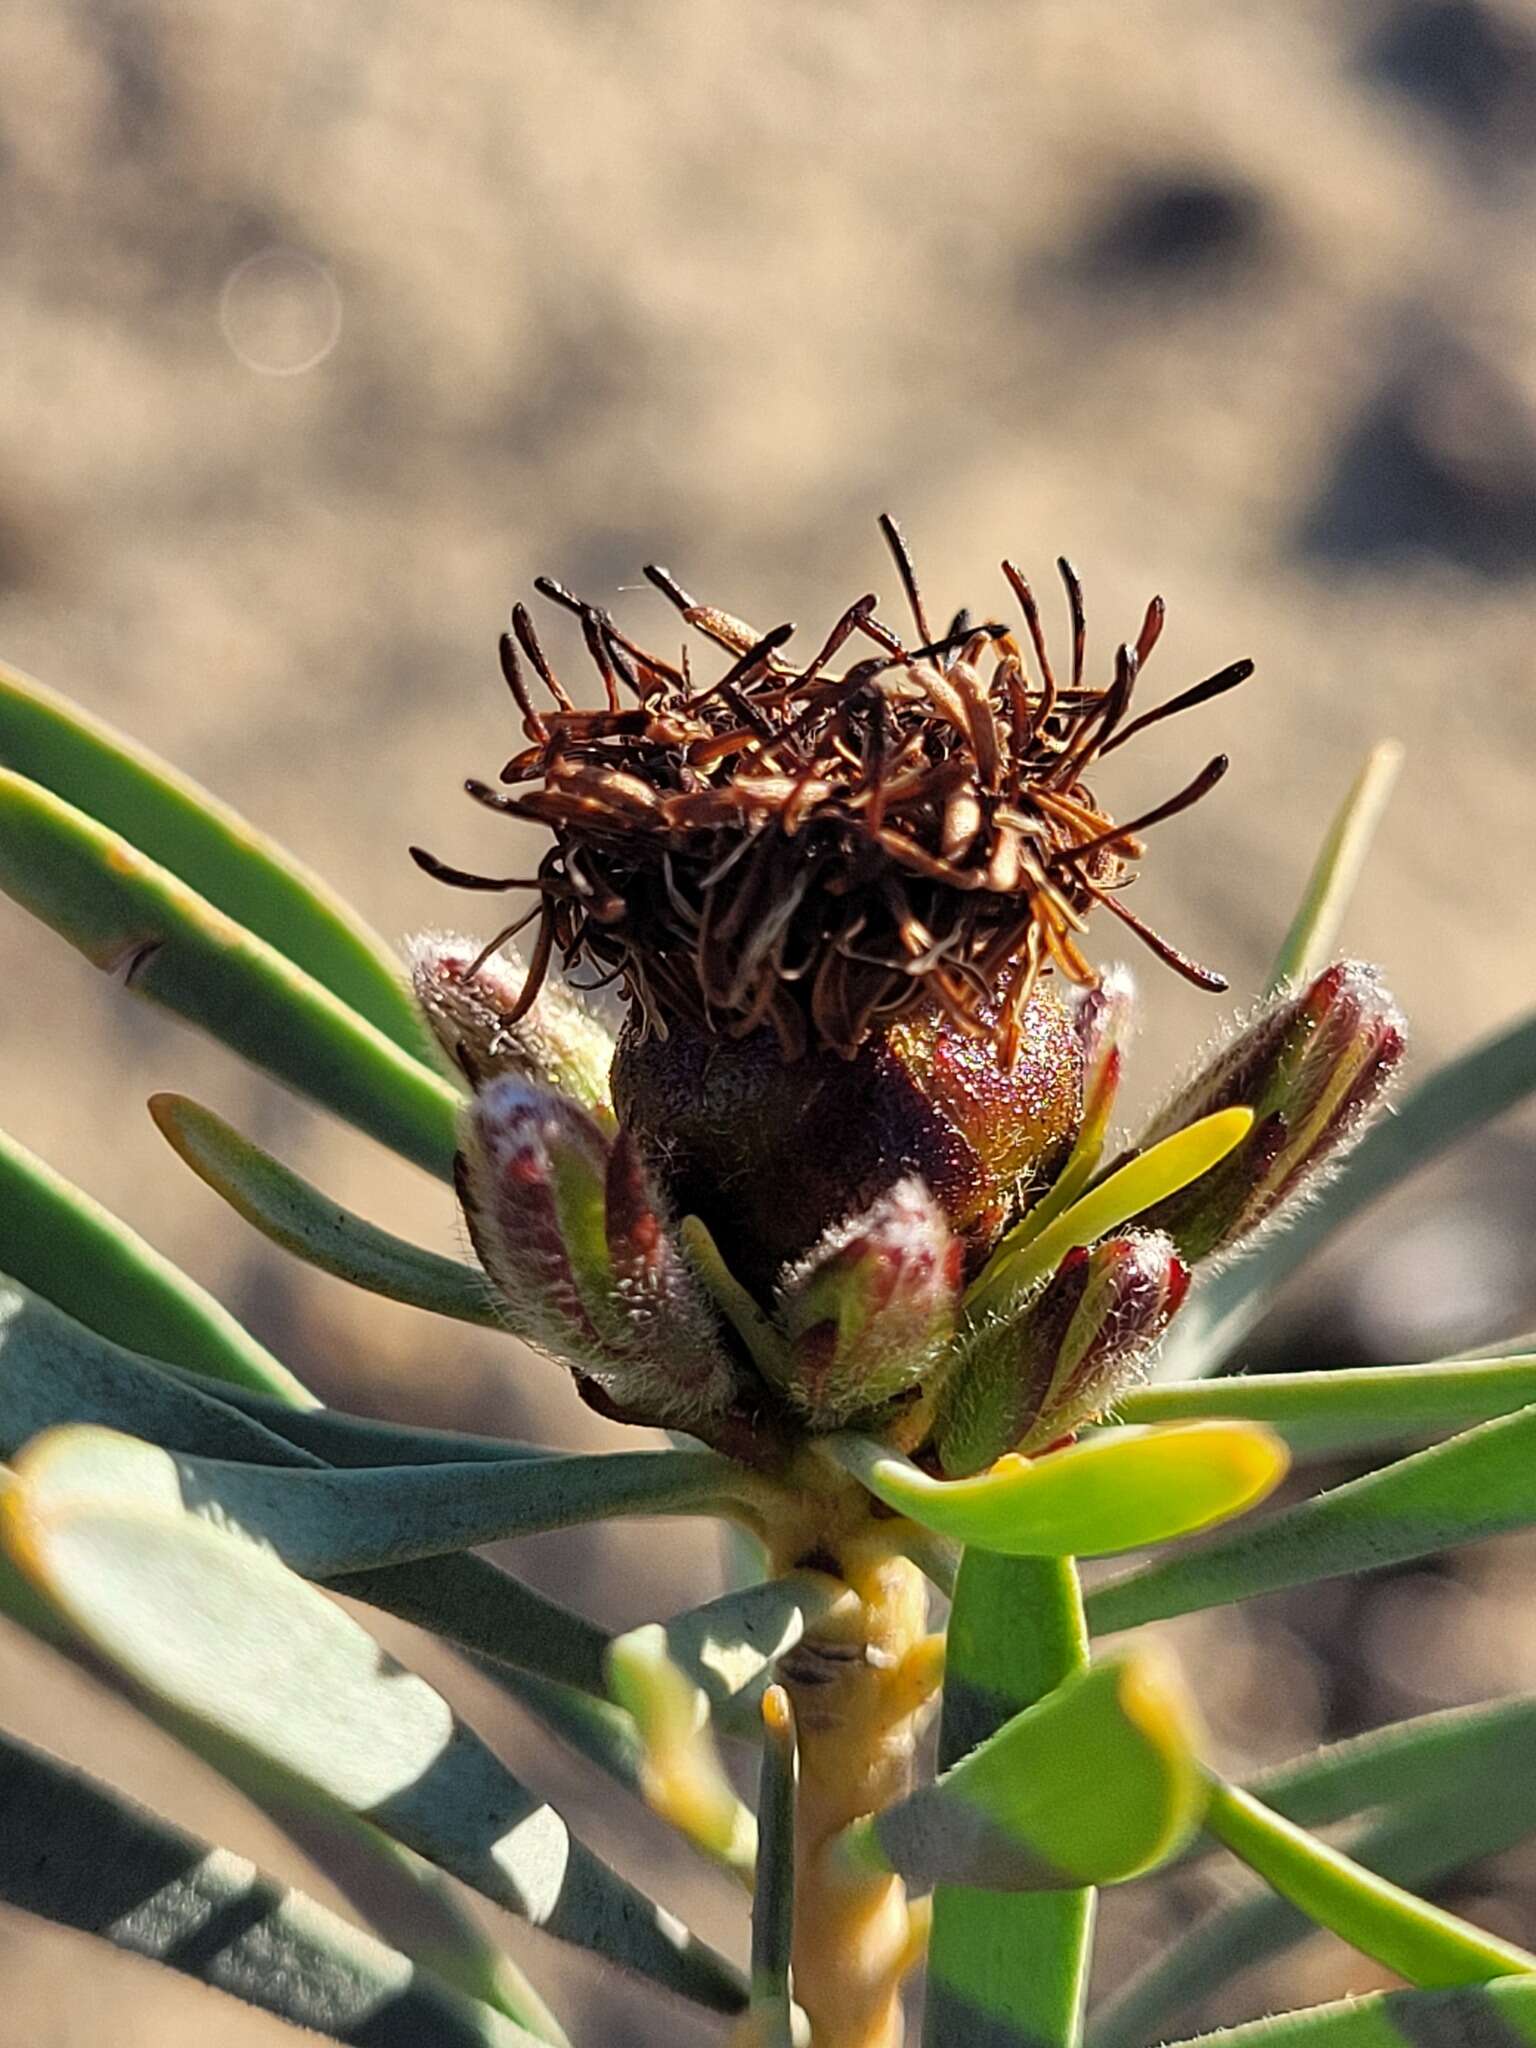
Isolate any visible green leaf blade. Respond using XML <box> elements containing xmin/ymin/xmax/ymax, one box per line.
<box><xmin>1160</xmin><ymin>1981</ymin><xmax>1536</xmax><ymax>2047</ymax></box>
<box><xmin>830</xmin><ymin>1421</ymin><xmax>1287</xmax><ymax>1558</ymax></box>
<box><xmin>1267</xmin><ymin>741</ymin><xmax>1403</xmax><ymax>995</ymax></box>
<box><xmin>2</xmin><ymin>1473</ymin><xmax>746</xmax><ymax>2013</ymax></box>
<box><xmin>924</xmin><ymin>1553</ymin><xmax>1092</xmax><ymax>2048</ymax></box>
<box><xmin>848</xmin><ymin>1651</ymin><xmax>1204</xmax><ymax>1892</ymax></box>
<box><xmin>0</xmin><ymin>769</ymin><xmax>460</xmax><ymax>1176</ymax></box>
<box><xmin>13</xmin><ymin>1425</ymin><xmax>768</xmax><ymax>1575</ymax></box>
<box><xmin>1116</xmin><ymin>1355</ymin><xmax>1536</xmax><ymax>1461</ymax></box>
<box><xmin>1089</xmin><ymin>1777</ymin><xmax>1536</xmax><ymax>2048</ymax></box>
<box><xmin>150</xmin><ymin>1093</ymin><xmax>499</xmax><ymax>1325</ymax></box>
<box><xmin>1203</xmin><ymin>1779</ymin><xmax>1535</xmax><ymax>1986</ymax></box>
<box><xmin>0</xmin><ymin>1286</ymin><xmax>612</xmax><ymax>1698</ymax></box>
<box><xmin>0</xmin><ymin>1128</ymin><xmax>310</xmax><ymax>1403</ymax></box>
<box><xmin>0</xmin><ymin>661</ymin><xmax>433</xmax><ymax>1059</ymax></box>
<box><xmin>0</xmin><ymin>1729</ymin><xmax>553</xmax><ymax>2048</ymax></box>
<box><xmin>1088</xmin><ymin>1400</ymin><xmax>1536</xmax><ymax>1636</ymax></box>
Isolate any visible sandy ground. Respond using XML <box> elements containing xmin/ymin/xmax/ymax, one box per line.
<box><xmin>4</xmin><ymin>1</ymin><xmax>1536</xmax><ymax>2039</ymax></box>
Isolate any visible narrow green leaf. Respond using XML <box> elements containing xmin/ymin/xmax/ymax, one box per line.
<box><xmin>1089</xmin><ymin>1779</ymin><xmax>1536</xmax><ymax>2048</ymax></box>
<box><xmin>0</xmin><ymin>769</ymin><xmax>460</xmax><ymax>1176</ymax></box>
<box><xmin>1160</xmin><ymin>1980</ymin><xmax>1536</xmax><ymax>2047</ymax></box>
<box><xmin>924</xmin><ymin>1553</ymin><xmax>1092</xmax><ymax>2048</ymax></box>
<box><xmin>750</xmin><ymin>1688</ymin><xmax>799</xmax><ymax>2047</ymax></box>
<box><xmin>0</xmin><ymin>1128</ymin><xmax>310</xmax><ymax>1403</ymax></box>
<box><xmin>150</xmin><ymin>1093</ymin><xmax>499</xmax><ymax>1325</ymax></box>
<box><xmin>1244</xmin><ymin>1697</ymin><xmax>1536</xmax><ymax>1834</ymax></box>
<box><xmin>0</xmin><ymin>1276</ymin><xmax>319</xmax><ymax>1465</ymax></box>
<box><xmin>152</xmin><ymin>1363</ymin><xmax>557</xmax><ymax>1467</ymax></box>
<box><xmin>1267</xmin><ymin>742</ymin><xmax>1403</xmax><ymax>995</ymax></box>
<box><xmin>842</xmin><ymin>1651</ymin><xmax>1204</xmax><ymax>1891</ymax></box>
<box><xmin>828</xmin><ymin>1421</ymin><xmax>1286</xmax><ymax>1558</ymax></box>
<box><xmin>13</xmin><ymin>1423</ymin><xmax>775</xmax><ymax>1575</ymax></box>
<box><xmin>0</xmin><ymin>660</ymin><xmax>434</xmax><ymax>1059</ymax></box>
<box><xmin>2</xmin><ymin>1475</ymin><xmax>746</xmax><ymax>2012</ymax></box>
<box><xmin>1116</xmin><ymin>1354</ymin><xmax>1536</xmax><ymax>1461</ymax></box>
<box><xmin>266</xmin><ymin>1801</ymin><xmax>570</xmax><ymax>2046</ymax></box>
<box><xmin>966</xmin><ymin>1108</ymin><xmax>1254</xmax><ymax>1322</ymax></box>
<box><xmin>1162</xmin><ymin>1008</ymin><xmax>1536</xmax><ymax>1376</ymax></box>
<box><xmin>0</xmin><ymin>1281</ymin><xmax>612</xmax><ymax>1696</ymax></box>
<box><xmin>1089</xmin><ymin>1400</ymin><xmax>1536</xmax><ymax>1636</ymax></box>
<box><xmin>328</xmin><ymin>1548</ymin><xmax>613</xmax><ymax>1698</ymax></box>
<box><xmin>1203</xmin><ymin>1779</ymin><xmax>1535</xmax><ymax>1984</ymax></box>
<box><xmin>0</xmin><ymin>1729</ymin><xmax>550</xmax><ymax>2048</ymax></box>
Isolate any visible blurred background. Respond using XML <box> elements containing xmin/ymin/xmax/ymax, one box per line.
<box><xmin>4</xmin><ymin>1</ymin><xmax>1536</xmax><ymax>2040</ymax></box>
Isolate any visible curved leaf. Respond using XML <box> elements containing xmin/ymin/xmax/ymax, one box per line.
<box><xmin>1117</xmin><ymin>1354</ymin><xmax>1536</xmax><ymax>1461</ymax></box>
<box><xmin>1088</xmin><ymin>1776</ymin><xmax>1536</xmax><ymax>2048</ymax></box>
<box><xmin>1</xmin><ymin>1473</ymin><xmax>746</xmax><ymax>2012</ymax></box>
<box><xmin>606</xmin><ymin>1626</ymin><xmax>756</xmax><ymax>1874</ymax></box>
<box><xmin>0</xmin><ymin>768</ymin><xmax>459</xmax><ymax>1176</ymax></box>
<box><xmin>0</xmin><ymin>1729</ymin><xmax>550</xmax><ymax>2048</ymax></box>
<box><xmin>0</xmin><ymin>1131</ymin><xmax>309</xmax><ymax>1402</ymax></box>
<box><xmin>13</xmin><ymin>1424</ymin><xmax>774</xmax><ymax>1575</ymax></box>
<box><xmin>829</xmin><ymin>1421</ymin><xmax>1287</xmax><ymax>1558</ymax></box>
<box><xmin>150</xmin><ymin>1093</ymin><xmax>499</xmax><ymax>1325</ymax></box>
<box><xmin>1088</xmin><ymin>1400</ymin><xmax>1536</xmax><ymax>1636</ymax></box>
<box><xmin>0</xmin><ymin>660</ymin><xmax>433</xmax><ymax>1059</ymax></box>
<box><xmin>1205</xmin><ymin>1780</ymin><xmax>1534</xmax><ymax>1986</ymax></box>
<box><xmin>840</xmin><ymin>1651</ymin><xmax>1203</xmax><ymax>1890</ymax></box>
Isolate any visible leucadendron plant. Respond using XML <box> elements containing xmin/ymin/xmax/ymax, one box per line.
<box><xmin>2</xmin><ymin>521</ymin><xmax>1536</xmax><ymax>2048</ymax></box>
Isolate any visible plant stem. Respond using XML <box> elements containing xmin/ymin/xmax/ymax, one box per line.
<box><xmin>924</xmin><ymin>1551</ymin><xmax>1092</xmax><ymax>2048</ymax></box>
<box><xmin>781</xmin><ymin>1538</ymin><xmax>931</xmax><ymax>2048</ymax></box>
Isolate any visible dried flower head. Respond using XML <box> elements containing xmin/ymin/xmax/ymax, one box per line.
<box><xmin>413</xmin><ymin>516</ymin><xmax>1252</xmax><ymax>1066</ymax></box>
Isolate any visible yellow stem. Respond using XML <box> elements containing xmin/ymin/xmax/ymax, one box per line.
<box><xmin>780</xmin><ymin>1540</ymin><xmax>930</xmax><ymax>2048</ymax></box>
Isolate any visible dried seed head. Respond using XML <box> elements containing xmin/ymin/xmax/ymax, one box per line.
<box><xmin>937</xmin><ymin>1231</ymin><xmax>1190</xmax><ymax>1477</ymax></box>
<box><xmin>773</xmin><ymin>1177</ymin><xmax>963</xmax><ymax>1431</ymax></box>
<box><xmin>1134</xmin><ymin>960</ymin><xmax>1406</xmax><ymax>1263</ymax></box>
<box><xmin>457</xmin><ymin>1075</ymin><xmax>736</xmax><ymax>1428</ymax></box>
<box><xmin>418</xmin><ymin>521</ymin><xmax>1248</xmax><ymax>1067</ymax></box>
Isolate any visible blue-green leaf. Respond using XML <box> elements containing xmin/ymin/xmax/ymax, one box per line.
<box><xmin>12</xmin><ymin>1423</ymin><xmax>777</xmax><ymax>1575</ymax></box>
<box><xmin>0</xmin><ymin>1729</ymin><xmax>553</xmax><ymax>2047</ymax></box>
<box><xmin>2</xmin><ymin>1465</ymin><xmax>746</xmax><ymax>2013</ymax></box>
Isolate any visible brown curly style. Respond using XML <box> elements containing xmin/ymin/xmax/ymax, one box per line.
<box><xmin>413</xmin><ymin>517</ymin><xmax>1251</xmax><ymax>1063</ymax></box>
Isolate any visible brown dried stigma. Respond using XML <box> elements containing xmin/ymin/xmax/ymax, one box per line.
<box><xmin>414</xmin><ymin>518</ymin><xmax>1251</xmax><ymax>1063</ymax></box>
